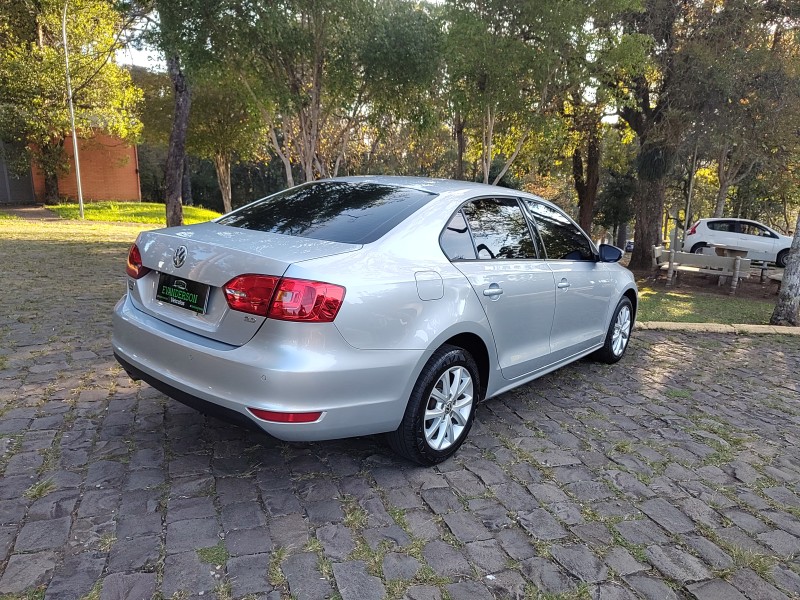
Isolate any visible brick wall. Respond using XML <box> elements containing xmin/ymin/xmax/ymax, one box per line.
<box><xmin>32</xmin><ymin>132</ymin><xmax>141</xmax><ymax>202</ymax></box>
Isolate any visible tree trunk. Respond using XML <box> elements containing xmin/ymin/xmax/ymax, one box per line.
<box><xmin>182</xmin><ymin>156</ymin><xmax>193</xmax><ymax>206</ymax></box>
<box><xmin>770</xmin><ymin>211</ymin><xmax>800</xmax><ymax>326</ymax></box>
<box><xmin>616</xmin><ymin>222</ymin><xmax>628</xmax><ymax>249</ymax></box>
<box><xmin>713</xmin><ymin>182</ymin><xmax>729</xmax><ymax>218</ymax></box>
<box><xmin>39</xmin><ymin>140</ymin><xmax>64</xmax><ymax>204</ymax></box>
<box><xmin>165</xmin><ymin>55</ymin><xmax>191</xmax><ymax>227</ymax></box>
<box><xmin>629</xmin><ymin>177</ymin><xmax>666</xmax><ymax>270</ymax></box>
<box><xmin>213</xmin><ymin>154</ymin><xmax>233</xmax><ymax>213</ymax></box>
<box><xmin>573</xmin><ymin>132</ymin><xmax>600</xmax><ymax>234</ymax></box>
<box><xmin>43</xmin><ymin>170</ymin><xmax>60</xmax><ymax>204</ymax></box>
<box><xmin>454</xmin><ymin>112</ymin><xmax>466</xmax><ymax>180</ymax></box>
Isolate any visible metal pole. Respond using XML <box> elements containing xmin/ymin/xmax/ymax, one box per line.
<box><xmin>62</xmin><ymin>0</ymin><xmax>84</xmax><ymax>219</ymax></box>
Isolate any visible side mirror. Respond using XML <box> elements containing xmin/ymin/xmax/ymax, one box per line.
<box><xmin>598</xmin><ymin>244</ymin><xmax>623</xmax><ymax>263</ymax></box>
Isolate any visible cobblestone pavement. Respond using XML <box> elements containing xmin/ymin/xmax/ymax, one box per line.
<box><xmin>2</xmin><ymin>221</ymin><xmax>800</xmax><ymax>600</ymax></box>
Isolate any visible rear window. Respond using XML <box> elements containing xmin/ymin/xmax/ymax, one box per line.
<box><xmin>217</xmin><ymin>181</ymin><xmax>436</xmax><ymax>244</ymax></box>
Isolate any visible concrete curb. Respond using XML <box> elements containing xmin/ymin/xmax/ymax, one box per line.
<box><xmin>637</xmin><ymin>321</ymin><xmax>800</xmax><ymax>335</ymax></box>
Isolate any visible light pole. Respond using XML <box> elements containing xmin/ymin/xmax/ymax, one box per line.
<box><xmin>62</xmin><ymin>0</ymin><xmax>84</xmax><ymax>219</ymax></box>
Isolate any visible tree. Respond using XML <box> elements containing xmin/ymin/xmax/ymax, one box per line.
<box><xmin>187</xmin><ymin>69</ymin><xmax>264</xmax><ymax>213</ymax></box>
<box><xmin>0</xmin><ymin>0</ymin><xmax>142</xmax><ymax>202</ymax></box>
<box><xmin>129</xmin><ymin>0</ymin><xmax>227</xmax><ymax>225</ymax></box>
<box><xmin>681</xmin><ymin>1</ymin><xmax>800</xmax><ymax>218</ymax></box>
<box><xmin>771</xmin><ymin>213</ymin><xmax>800</xmax><ymax>326</ymax></box>
<box><xmin>444</xmin><ymin>0</ymin><xmax>560</xmax><ymax>185</ymax></box>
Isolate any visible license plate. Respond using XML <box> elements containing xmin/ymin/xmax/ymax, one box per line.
<box><xmin>156</xmin><ymin>273</ymin><xmax>210</xmax><ymax>314</ymax></box>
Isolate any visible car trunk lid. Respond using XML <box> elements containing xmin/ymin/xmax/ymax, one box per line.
<box><xmin>129</xmin><ymin>222</ymin><xmax>360</xmax><ymax>346</ymax></box>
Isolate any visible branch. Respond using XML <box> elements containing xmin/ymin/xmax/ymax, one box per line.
<box><xmin>492</xmin><ymin>129</ymin><xmax>527</xmax><ymax>186</ymax></box>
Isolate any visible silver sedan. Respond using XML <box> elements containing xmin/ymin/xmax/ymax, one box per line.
<box><xmin>113</xmin><ymin>177</ymin><xmax>637</xmax><ymax>464</ymax></box>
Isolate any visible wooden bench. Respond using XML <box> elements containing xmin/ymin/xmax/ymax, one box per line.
<box><xmin>651</xmin><ymin>245</ymin><xmax>751</xmax><ymax>294</ymax></box>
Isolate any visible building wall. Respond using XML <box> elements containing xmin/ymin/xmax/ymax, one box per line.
<box><xmin>32</xmin><ymin>133</ymin><xmax>141</xmax><ymax>202</ymax></box>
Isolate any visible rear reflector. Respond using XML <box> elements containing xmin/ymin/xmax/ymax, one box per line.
<box><xmin>126</xmin><ymin>244</ymin><xmax>151</xmax><ymax>279</ymax></box>
<box><xmin>223</xmin><ymin>274</ymin><xmax>345</xmax><ymax>322</ymax></box>
<box><xmin>248</xmin><ymin>408</ymin><xmax>322</xmax><ymax>423</ymax></box>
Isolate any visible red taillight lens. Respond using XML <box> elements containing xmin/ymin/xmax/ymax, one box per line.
<box><xmin>126</xmin><ymin>244</ymin><xmax>151</xmax><ymax>279</ymax></box>
<box><xmin>269</xmin><ymin>278</ymin><xmax>345</xmax><ymax>323</ymax></box>
<box><xmin>223</xmin><ymin>274</ymin><xmax>279</xmax><ymax>317</ymax></box>
<box><xmin>223</xmin><ymin>275</ymin><xmax>345</xmax><ymax>322</ymax></box>
<box><xmin>687</xmin><ymin>222</ymin><xmax>699</xmax><ymax>236</ymax></box>
<box><xmin>248</xmin><ymin>408</ymin><xmax>322</xmax><ymax>423</ymax></box>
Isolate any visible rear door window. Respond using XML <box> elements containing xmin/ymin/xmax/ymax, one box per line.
<box><xmin>461</xmin><ymin>198</ymin><xmax>538</xmax><ymax>260</ymax></box>
<box><xmin>708</xmin><ymin>221</ymin><xmax>737</xmax><ymax>233</ymax></box>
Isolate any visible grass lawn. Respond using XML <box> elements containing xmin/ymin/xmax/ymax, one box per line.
<box><xmin>47</xmin><ymin>201</ymin><xmax>221</xmax><ymax>225</ymax></box>
<box><xmin>636</xmin><ymin>282</ymin><xmax>776</xmax><ymax>324</ymax></box>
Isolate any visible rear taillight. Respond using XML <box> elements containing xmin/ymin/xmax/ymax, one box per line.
<box><xmin>223</xmin><ymin>274</ymin><xmax>279</xmax><ymax>317</ymax></box>
<box><xmin>223</xmin><ymin>275</ymin><xmax>345</xmax><ymax>322</ymax></box>
<box><xmin>269</xmin><ymin>278</ymin><xmax>345</xmax><ymax>322</ymax></box>
<box><xmin>248</xmin><ymin>408</ymin><xmax>322</xmax><ymax>423</ymax></box>
<box><xmin>687</xmin><ymin>222</ymin><xmax>699</xmax><ymax>236</ymax></box>
<box><xmin>126</xmin><ymin>244</ymin><xmax>151</xmax><ymax>279</ymax></box>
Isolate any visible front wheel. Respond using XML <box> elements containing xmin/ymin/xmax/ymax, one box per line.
<box><xmin>387</xmin><ymin>345</ymin><xmax>480</xmax><ymax>465</ymax></box>
<box><xmin>777</xmin><ymin>249</ymin><xmax>789</xmax><ymax>269</ymax></box>
<box><xmin>594</xmin><ymin>297</ymin><xmax>633</xmax><ymax>364</ymax></box>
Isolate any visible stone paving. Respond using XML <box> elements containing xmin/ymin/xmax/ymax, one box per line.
<box><xmin>2</xmin><ymin>221</ymin><xmax>800</xmax><ymax>599</ymax></box>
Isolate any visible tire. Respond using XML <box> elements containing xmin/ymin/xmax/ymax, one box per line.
<box><xmin>691</xmin><ymin>243</ymin><xmax>708</xmax><ymax>254</ymax></box>
<box><xmin>594</xmin><ymin>297</ymin><xmax>633</xmax><ymax>364</ymax></box>
<box><xmin>777</xmin><ymin>249</ymin><xmax>789</xmax><ymax>269</ymax></box>
<box><xmin>387</xmin><ymin>344</ymin><xmax>480</xmax><ymax>465</ymax></box>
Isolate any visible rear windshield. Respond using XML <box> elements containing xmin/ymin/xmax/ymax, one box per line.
<box><xmin>217</xmin><ymin>181</ymin><xmax>437</xmax><ymax>244</ymax></box>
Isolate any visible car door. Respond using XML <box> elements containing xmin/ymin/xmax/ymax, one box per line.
<box><xmin>706</xmin><ymin>220</ymin><xmax>739</xmax><ymax>250</ymax></box>
<box><xmin>522</xmin><ymin>199</ymin><xmax>617</xmax><ymax>363</ymax></box>
<box><xmin>442</xmin><ymin>198</ymin><xmax>556</xmax><ymax>380</ymax></box>
<box><xmin>736</xmin><ymin>221</ymin><xmax>777</xmax><ymax>262</ymax></box>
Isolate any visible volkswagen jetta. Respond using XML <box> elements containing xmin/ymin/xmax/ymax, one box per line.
<box><xmin>113</xmin><ymin>177</ymin><xmax>637</xmax><ymax>464</ymax></box>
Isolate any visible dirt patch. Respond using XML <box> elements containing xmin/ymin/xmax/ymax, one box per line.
<box><xmin>630</xmin><ymin>265</ymin><xmax>781</xmax><ymax>301</ymax></box>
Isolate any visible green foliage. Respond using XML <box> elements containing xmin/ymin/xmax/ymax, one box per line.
<box><xmin>0</xmin><ymin>0</ymin><xmax>142</xmax><ymax>193</ymax></box>
<box><xmin>360</xmin><ymin>0</ymin><xmax>443</xmax><ymax>128</ymax></box>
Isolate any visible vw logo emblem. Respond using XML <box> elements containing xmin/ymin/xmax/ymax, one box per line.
<box><xmin>173</xmin><ymin>246</ymin><xmax>187</xmax><ymax>268</ymax></box>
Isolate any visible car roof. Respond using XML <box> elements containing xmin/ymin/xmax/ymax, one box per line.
<box><xmin>332</xmin><ymin>175</ymin><xmax>528</xmax><ymax>196</ymax></box>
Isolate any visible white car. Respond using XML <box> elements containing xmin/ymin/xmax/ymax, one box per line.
<box><xmin>683</xmin><ymin>218</ymin><xmax>793</xmax><ymax>267</ymax></box>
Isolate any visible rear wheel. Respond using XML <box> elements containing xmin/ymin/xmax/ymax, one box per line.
<box><xmin>691</xmin><ymin>242</ymin><xmax>708</xmax><ymax>254</ymax></box>
<box><xmin>594</xmin><ymin>297</ymin><xmax>633</xmax><ymax>364</ymax></box>
<box><xmin>387</xmin><ymin>344</ymin><xmax>480</xmax><ymax>465</ymax></box>
<box><xmin>777</xmin><ymin>249</ymin><xmax>789</xmax><ymax>268</ymax></box>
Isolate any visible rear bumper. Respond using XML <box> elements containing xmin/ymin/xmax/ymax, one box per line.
<box><xmin>115</xmin><ymin>353</ymin><xmax>264</xmax><ymax>433</ymax></box>
<box><xmin>112</xmin><ymin>295</ymin><xmax>424</xmax><ymax>441</ymax></box>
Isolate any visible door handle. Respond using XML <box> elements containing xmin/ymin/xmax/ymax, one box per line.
<box><xmin>483</xmin><ymin>284</ymin><xmax>504</xmax><ymax>297</ymax></box>
<box><xmin>557</xmin><ymin>279</ymin><xmax>570</xmax><ymax>289</ymax></box>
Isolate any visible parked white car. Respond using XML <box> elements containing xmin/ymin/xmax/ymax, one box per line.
<box><xmin>683</xmin><ymin>218</ymin><xmax>793</xmax><ymax>267</ymax></box>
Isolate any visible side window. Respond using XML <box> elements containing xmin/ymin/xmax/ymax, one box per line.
<box><xmin>740</xmin><ymin>223</ymin><xmax>774</xmax><ymax>238</ymax></box>
<box><xmin>524</xmin><ymin>200</ymin><xmax>594</xmax><ymax>261</ymax></box>
<box><xmin>440</xmin><ymin>210</ymin><xmax>476</xmax><ymax>260</ymax></box>
<box><xmin>709</xmin><ymin>221</ymin><xmax>735</xmax><ymax>233</ymax></box>
<box><xmin>462</xmin><ymin>198</ymin><xmax>537</xmax><ymax>260</ymax></box>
